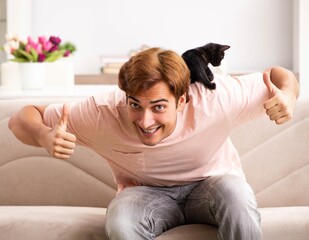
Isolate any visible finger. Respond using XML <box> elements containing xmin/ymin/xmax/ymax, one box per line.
<box><xmin>263</xmin><ymin>72</ymin><xmax>275</xmax><ymax>96</ymax></box>
<box><xmin>54</xmin><ymin>145</ymin><xmax>75</xmax><ymax>155</ymax></box>
<box><xmin>265</xmin><ymin>104</ymin><xmax>281</xmax><ymax>116</ymax></box>
<box><xmin>264</xmin><ymin>97</ymin><xmax>277</xmax><ymax>110</ymax></box>
<box><xmin>54</xmin><ymin>152</ymin><xmax>73</xmax><ymax>160</ymax></box>
<box><xmin>58</xmin><ymin>104</ymin><xmax>70</xmax><ymax>131</ymax></box>
<box><xmin>50</xmin><ymin>145</ymin><xmax>73</xmax><ymax>160</ymax></box>
<box><xmin>263</xmin><ymin>72</ymin><xmax>279</xmax><ymax>111</ymax></box>
<box><xmin>62</xmin><ymin>132</ymin><xmax>77</xmax><ymax>143</ymax></box>
<box><xmin>269</xmin><ymin>115</ymin><xmax>289</xmax><ymax>125</ymax></box>
<box><xmin>54</xmin><ymin>134</ymin><xmax>76</xmax><ymax>149</ymax></box>
<box><xmin>58</xmin><ymin>139</ymin><xmax>76</xmax><ymax>150</ymax></box>
<box><xmin>52</xmin><ymin>143</ymin><xmax>75</xmax><ymax>160</ymax></box>
<box><xmin>275</xmin><ymin>116</ymin><xmax>290</xmax><ymax>125</ymax></box>
<box><xmin>268</xmin><ymin>111</ymin><xmax>284</xmax><ymax>121</ymax></box>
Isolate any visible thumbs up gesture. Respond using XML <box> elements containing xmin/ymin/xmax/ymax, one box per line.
<box><xmin>45</xmin><ymin>104</ymin><xmax>76</xmax><ymax>159</ymax></box>
<box><xmin>263</xmin><ymin>71</ymin><xmax>297</xmax><ymax>124</ymax></box>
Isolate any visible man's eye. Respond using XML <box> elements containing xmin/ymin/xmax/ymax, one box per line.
<box><xmin>130</xmin><ymin>103</ymin><xmax>140</xmax><ymax>109</ymax></box>
<box><xmin>155</xmin><ymin>105</ymin><xmax>165</xmax><ymax>111</ymax></box>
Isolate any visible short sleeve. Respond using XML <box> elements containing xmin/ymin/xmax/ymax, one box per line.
<box><xmin>43</xmin><ymin>96</ymin><xmax>100</xmax><ymax>146</ymax></box>
<box><xmin>217</xmin><ymin>73</ymin><xmax>269</xmax><ymax>128</ymax></box>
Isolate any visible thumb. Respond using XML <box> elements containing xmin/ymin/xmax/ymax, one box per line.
<box><xmin>263</xmin><ymin>72</ymin><xmax>277</xmax><ymax>97</ymax></box>
<box><xmin>58</xmin><ymin>103</ymin><xmax>70</xmax><ymax>131</ymax></box>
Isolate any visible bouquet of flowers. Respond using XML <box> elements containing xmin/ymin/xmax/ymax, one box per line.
<box><xmin>1</xmin><ymin>34</ymin><xmax>76</xmax><ymax>63</ymax></box>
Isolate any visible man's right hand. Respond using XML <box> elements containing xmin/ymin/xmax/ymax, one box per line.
<box><xmin>44</xmin><ymin>104</ymin><xmax>76</xmax><ymax>160</ymax></box>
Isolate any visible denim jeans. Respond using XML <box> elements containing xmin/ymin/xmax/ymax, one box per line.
<box><xmin>105</xmin><ymin>175</ymin><xmax>261</xmax><ymax>240</ymax></box>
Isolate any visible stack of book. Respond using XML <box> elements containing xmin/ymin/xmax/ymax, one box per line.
<box><xmin>99</xmin><ymin>45</ymin><xmax>151</xmax><ymax>75</ymax></box>
<box><xmin>100</xmin><ymin>55</ymin><xmax>129</xmax><ymax>74</ymax></box>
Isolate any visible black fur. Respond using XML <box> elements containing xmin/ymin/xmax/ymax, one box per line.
<box><xmin>182</xmin><ymin>43</ymin><xmax>230</xmax><ymax>90</ymax></box>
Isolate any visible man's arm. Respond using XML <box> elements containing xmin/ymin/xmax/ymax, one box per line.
<box><xmin>8</xmin><ymin>105</ymin><xmax>48</xmax><ymax>147</ymax></box>
<box><xmin>8</xmin><ymin>104</ymin><xmax>76</xmax><ymax>159</ymax></box>
<box><xmin>263</xmin><ymin>66</ymin><xmax>299</xmax><ymax>124</ymax></box>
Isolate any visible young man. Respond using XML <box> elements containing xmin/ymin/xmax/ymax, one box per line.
<box><xmin>9</xmin><ymin>47</ymin><xmax>299</xmax><ymax>240</ymax></box>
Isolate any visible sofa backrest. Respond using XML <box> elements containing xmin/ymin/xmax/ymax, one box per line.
<box><xmin>0</xmin><ymin>98</ymin><xmax>117</xmax><ymax>208</ymax></box>
<box><xmin>1</xmin><ymin>97</ymin><xmax>308</xmax><ymax>208</ymax></box>
<box><xmin>231</xmin><ymin>98</ymin><xmax>309</xmax><ymax>207</ymax></box>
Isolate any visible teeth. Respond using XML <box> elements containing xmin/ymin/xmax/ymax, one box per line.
<box><xmin>142</xmin><ymin>127</ymin><xmax>158</xmax><ymax>134</ymax></box>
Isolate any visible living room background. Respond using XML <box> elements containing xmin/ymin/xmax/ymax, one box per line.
<box><xmin>2</xmin><ymin>0</ymin><xmax>294</xmax><ymax>75</ymax></box>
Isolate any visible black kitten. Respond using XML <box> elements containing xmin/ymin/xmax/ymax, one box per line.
<box><xmin>182</xmin><ymin>43</ymin><xmax>230</xmax><ymax>90</ymax></box>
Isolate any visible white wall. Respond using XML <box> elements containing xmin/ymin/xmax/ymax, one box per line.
<box><xmin>25</xmin><ymin>0</ymin><xmax>294</xmax><ymax>74</ymax></box>
<box><xmin>0</xmin><ymin>0</ymin><xmax>7</xmax><ymax>63</ymax></box>
<box><xmin>297</xmin><ymin>0</ymin><xmax>309</xmax><ymax>98</ymax></box>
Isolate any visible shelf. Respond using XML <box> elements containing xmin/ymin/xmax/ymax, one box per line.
<box><xmin>75</xmin><ymin>74</ymin><xmax>118</xmax><ymax>85</ymax></box>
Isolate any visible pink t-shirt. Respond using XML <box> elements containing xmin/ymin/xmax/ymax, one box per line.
<box><xmin>44</xmin><ymin>73</ymin><xmax>268</xmax><ymax>191</ymax></box>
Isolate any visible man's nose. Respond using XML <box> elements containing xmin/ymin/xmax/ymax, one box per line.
<box><xmin>139</xmin><ymin>110</ymin><xmax>155</xmax><ymax>129</ymax></box>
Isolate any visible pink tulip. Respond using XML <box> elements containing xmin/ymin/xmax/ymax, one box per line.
<box><xmin>42</xmin><ymin>41</ymin><xmax>52</xmax><ymax>52</ymax></box>
<box><xmin>49</xmin><ymin>36</ymin><xmax>61</xmax><ymax>45</ymax></box>
<box><xmin>63</xmin><ymin>50</ymin><xmax>70</xmax><ymax>57</ymax></box>
<box><xmin>38</xmin><ymin>53</ymin><xmax>46</xmax><ymax>62</ymax></box>
<box><xmin>36</xmin><ymin>44</ymin><xmax>43</xmax><ymax>54</ymax></box>
<box><xmin>38</xmin><ymin>36</ymin><xmax>47</xmax><ymax>44</ymax></box>
<box><xmin>27</xmin><ymin>36</ymin><xmax>35</xmax><ymax>46</ymax></box>
<box><xmin>25</xmin><ymin>44</ymin><xmax>31</xmax><ymax>53</ymax></box>
<box><xmin>49</xmin><ymin>45</ymin><xmax>59</xmax><ymax>52</ymax></box>
<box><xmin>5</xmin><ymin>34</ymin><xmax>72</xmax><ymax>63</ymax></box>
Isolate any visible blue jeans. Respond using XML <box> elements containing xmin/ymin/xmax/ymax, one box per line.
<box><xmin>105</xmin><ymin>175</ymin><xmax>261</xmax><ymax>240</ymax></box>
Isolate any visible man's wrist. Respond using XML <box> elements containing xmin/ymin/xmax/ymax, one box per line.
<box><xmin>37</xmin><ymin>125</ymin><xmax>52</xmax><ymax>148</ymax></box>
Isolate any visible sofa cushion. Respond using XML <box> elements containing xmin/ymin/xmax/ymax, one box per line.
<box><xmin>157</xmin><ymin>207</ymin><xmax>309</xmax><ymax>240</ymax></box>
<box><xmin>0</xmin><ymin>117</ymin><xmax>117</xmax><ymax>207</ymax></box>
<box><xmin>0</xmin><ymin>206</ymin><xmax>107</xmax><ymax>240</ymax></box>
<box><xmin>230</xmin><ymin>99</ymin><xmax>309</xmax><ymax>207</ymax></box>
<box><xmin>156</xmin><ymin>224</ymin><xmax>217</xmax><ymax>240</ymax></box>
<box><xmin>260</xmin><ymin>207</ymin><xmax>309</xmax><ymax>240</ymax></box>
<box><xmin>1</xmin><ymin>206</ymin><xmax>307</xmax><ymax>240</ymax></box>
<box><xmin>240</xmin><ymin>118</ymin><xmax>309</xmax><ymax>207</ymax></box>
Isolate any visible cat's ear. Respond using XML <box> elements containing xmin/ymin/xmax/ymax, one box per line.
<box><xmin>221</xmin><ymin>45</ymin><xmax>230</xmax><ymax>51</ymax></box>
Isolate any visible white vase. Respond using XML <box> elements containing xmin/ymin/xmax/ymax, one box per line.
<box><xmin>19</xmin><ymin>62</ymin><xmax>46</xmax><ymax>90</ymax></box>
<box><xmin>0</xmin><ymin>62</ymin><xmax>22</xmax><ymax>89</ymax></box>
<box><xmin>45</xmin><ymin>57</ymin><xmax>75</xmax><ymax>87</ymax></box>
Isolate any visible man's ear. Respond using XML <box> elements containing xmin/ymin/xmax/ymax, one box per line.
<box><xmin>177</xmin><ymin>94</ymin><xmax>186</xmax><ymax>111</ymax></box>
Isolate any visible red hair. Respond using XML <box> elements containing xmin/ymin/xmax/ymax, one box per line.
<box><xmin>118</xmin><ymin>47</ymin><xmax>190</xmax><ymax>102</ymax></box>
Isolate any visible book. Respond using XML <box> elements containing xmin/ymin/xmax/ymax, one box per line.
<box><xmin>101</xmin><ymin>66</ymin><xmax>120</xmax><ymax>74</ymax></box>
<box><xmin>100</xmin><ymin>55</ymin><xmax>128</xmax><ymax>66</ymax></box>
<box><xmin>99</xmin><ymin>55</ymin><xmax>128</xmax><ymax>74</ymax></box>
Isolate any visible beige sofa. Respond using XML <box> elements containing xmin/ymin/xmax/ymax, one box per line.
<box><xmin>0</xmin><ymin>97</ymin><xmax>308</xmax><ymax>240</ymax></box>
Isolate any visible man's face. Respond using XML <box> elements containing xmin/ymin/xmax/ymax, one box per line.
<box><xmin>127</xmin><ymin>81</ymin><xmax>186</xmax><ymax>146</ymax></box>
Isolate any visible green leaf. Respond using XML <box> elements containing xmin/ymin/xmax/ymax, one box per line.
<box><xmin>12</xmin><ymin>50</ymin><xmax>25</xmax><ymax>59</ymax></box>
<box><xmin>18</xmin><ymin>49</ymin><xmax>34</xmax><ymax>62</ymax></box>
<box><xmin>44</xmin><ymin>50</ymin><xmax>66</xmax><ymax>62</ymax></box>
<box><xmin>10</xmin><ymin>58</ymin><xmax>28</xmax><ymax>62</ymax></box>
<box><xmin>19</xmin><ymin>41</ymin><xmax>26</xmax><ymax>51</ymax></box>
<box><xmin>59</xmin><ymin>42</ymin><xmax>76</xmax><ymax>53</ymax></box>
<box><xmin>30</xmin><ymin>48</ymin><xmax>38</xmax><ymax>62</ymax></box>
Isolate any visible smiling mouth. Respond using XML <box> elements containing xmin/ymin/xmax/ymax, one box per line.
<box><xmin>139</xmin><ymin>126</ymin><xmax>161</xmax><ymax>134</ymax></box>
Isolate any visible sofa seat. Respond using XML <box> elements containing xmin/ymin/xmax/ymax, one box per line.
<box><xmin>1</xmin><ymin>206</ymin><xmax>308</xmax><ymax>240</ymax></box>
<box><xmin>260</xmin><ymin>207</ymin><xmax>309</xmax><ymax>240</ymax></box>
<box><xmin>0</xmin><ymin>206</ymin><xmax>107</xmax><ymax>240</ymax></box>
<box><xmin>158</xmin><ymin>207</ymin><xmax>309</xmax><ymax>240</ymax></box>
